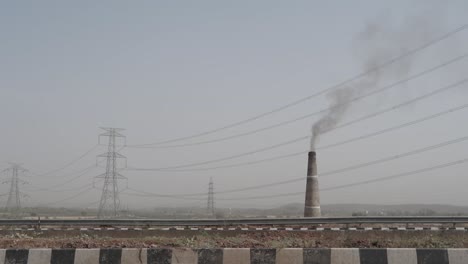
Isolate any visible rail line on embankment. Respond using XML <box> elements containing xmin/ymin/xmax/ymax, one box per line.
<box><xmin>1</xmin><ymin>216</ymin><xmax>468</xmax><ymax>228</ymax></box>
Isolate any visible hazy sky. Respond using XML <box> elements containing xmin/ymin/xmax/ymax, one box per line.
<box><xmin>1</xmin><ymin>0</ymin><xmax>467</xmax><ymax>210</ymax></box>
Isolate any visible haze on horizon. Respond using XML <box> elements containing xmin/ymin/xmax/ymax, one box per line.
<box><xmin>0</xmin><ymin>0</ymin><xmax>467</xmax><ymax>210</ymax></box>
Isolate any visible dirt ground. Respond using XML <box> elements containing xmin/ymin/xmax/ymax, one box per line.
<box><xmin>0</xmin><ymin>231</ymin><xmax>467</xmax><ymax>248</ymax></box>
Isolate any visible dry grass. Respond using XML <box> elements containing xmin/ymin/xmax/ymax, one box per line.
<box><xmin>0</xmin><ymin>231</ymin><xmax>466</xmax><ymax>248</ymax></box>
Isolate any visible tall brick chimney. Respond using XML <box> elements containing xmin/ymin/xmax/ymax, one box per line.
<box><xmin>304</xmin><ymin>151</ymin><xmax>321</xmax><ymax>217</ymax></box>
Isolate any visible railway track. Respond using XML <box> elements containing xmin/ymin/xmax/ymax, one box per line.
<box><xmin>1</xmin><ymin>216</ymin><xmax>468</xmax><ymax>227</ymax></box>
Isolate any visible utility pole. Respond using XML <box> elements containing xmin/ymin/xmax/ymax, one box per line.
<box><xmin>96</xmin><ymin>128</ymin><xmax>127</xmax><ymax>219</ymax></box>
<box><xmin>207</xmin><ymin>177</ymin><xmax>215</xmax><ymax>217</ymax></box>
<box><xmin>3</xmin><ymin>163</ymin><xmax>28</xmax><ymax>215</ymax></box>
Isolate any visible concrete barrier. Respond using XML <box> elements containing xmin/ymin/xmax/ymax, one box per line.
<box><xmin>0</xmin><ymin>248</ymin><xmax>467</xmax><ymax>263</ymax></box>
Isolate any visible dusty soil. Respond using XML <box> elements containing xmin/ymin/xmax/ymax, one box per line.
<box><xmin>0</xmin><ymin>231</ymin><xmax>467</xmax><ymax>248</ymax></box>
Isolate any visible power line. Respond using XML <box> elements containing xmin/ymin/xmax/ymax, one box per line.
<box><xmin>124</xmin><ymin>134</ymin><xmax>468</xmax><ymax>198</ymax></box>
<box><xmin>321</xmin><ymin>158</ymin><xmax>468</xmax><ymax>192</ymax></box>
<box><xmin>177</xmin><ymin>152</ymin><xmax>304</xmax><ymax>172</ymax></box>
<box><xmin>130</xmin><ymin>24</ymin><xmax>468</xmax><ymax>147</ymax></box>
<box><xmin>49</xmin><ymin>164</ymin><xmax>97</xmax><ymax>179</ymax></box>
<box><xmin>215</xmin><ymin>135</ymin><xmax>468</xmax><ymax>195</ymax></box>
<box><xmin>25</xmin><ymin>151</ymin><xmax>121</xmax><ymax>192</ymax></box>
<box><xmin>128</xmin><ymin>136</ymin><xmax>309</xmax><ymax>171</ymax></box>
<box><xmin>319</xmin><ymin>78</ymin><xmax>467</xmax><ymax>133</ymax></box>
<box><xmin>122</xmin><ymin>188</ymin><xmax>206</xmax><ymax>201</ymax></box>
<box><xmin>28</xmin><ymin>164</ymin><xmax>98</xmax><ymax>192</ymax></box>
<box><xmin>142</xmin><ymin>152</ymin><xmax>306</xmax><ymax>172</ymax></box>
<box><xmin>45</xmin><ymin>187</ymin><xmax>96</xmax><ymax>206</ymax></box>
<box><xmin>317</xmin><ymin>103</ymin><xmax>468</xmax><ymax>150</ymax></box>
<box><xmin>25</xmin><ymin>182</ymin><xmax>94</xmax><ymax>193</ymax></box>
<box><xmin>128</xmin><ymin>53</ymin><xmax>468</xmax><ymax>149</ymax></box>
<box><xmin>35</xmin><ymin>163</ymin><xmax>96</xmax><ymax>182</ymax></box>
<box><xmin>32</xmin><ymin>144</ymin><xmax>100</xmax><ymax>178</ymax></box>
<box><xmin>81</xmin><ymin>200</ymin><xmax>101</xmax><ymax>208</ymax></box>
<box><xmin>129</xmin><ymin>102</ymin><xmax>468</xmax><ymax>173</ymax></box>
<box><xmin>214</xmin><ymin>157</ymin><xmax>468</xmax><ymax>201</ymax></box>
<box><xmin>127</xmin><ymin>79</ymin><xmax>468</xmax><ymax>171</ymax></box>
<box><xmin>27</xmin><ymin>146</ymin><xmax>123</xmax><ymax>185</ymax></box>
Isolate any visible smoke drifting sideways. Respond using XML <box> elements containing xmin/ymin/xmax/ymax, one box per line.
<box><xmin>310</xmin><ymin>14</ymin><xmax>447</xmax><ymax>151</ymax></box>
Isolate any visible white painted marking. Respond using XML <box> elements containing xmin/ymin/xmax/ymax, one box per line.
<box><xmin>331</xmin><ymin>248</ymin><xmax>360</xmax><ymax>264</ymax></box>
<box><xmin>448</xmin><ymin>249</ymin><xmax>468</xmax><ymax>264</ymax></box>
<box><xmin>270</xmin><ymin>228</ymin><xmax>278</xmax><ymax>231</ymax></box>
<box><xmin>172</xmin><ymin>248</ymin><xmax>197</xmax><ymax>264</ymax></box>
<box><xmin>300</xmin><ymin>228</ymin><xmax>308</xmax><ymax>231</ymax></box>
<box><xmin>28</xmin><ymin>249</ymin><xmax>52</xmax><ymax>264</ymax></box>
<box><xmin>387</xmin><ymin>248</ymin><xmax>417</xmax><ymax>264</ymax></box>
<box><xmin>121</xmin><ymin>248</ymin><xmax>147</xmax><ymax>264</ymax></box>
<box><xmin>277</xmin><ymin>248</ymin><xmax>303</xmax><ymax>264</ymax></box>
<box><xmin>190</xmin><ymin>228</ymin><xmax>198</xmax><ymax>231</ymax></box>
<box><xmin>0</xmin><ymin>249</ymin><xmax>5</xmax><ymax>264</ymax></box>
<box><xmin>74</xmin><ymin>249</ymin><xmax>100</xmax><ymax>264</ymax></box>
<box><xmin>204</xmin><ymin>228</ymin><xmax>212</xmax><ymax>231</ymax></box>
<box><xmin>223</xmin><ymin>248</ymin><xmax>250</xmax><ymax>264</ymax></box>
<box><xmin>241</xmin><ymin>228</ymin><xmax>248</xmax><ymax>231</ymax></box>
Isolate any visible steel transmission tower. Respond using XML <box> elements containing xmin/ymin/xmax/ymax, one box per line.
<box><xmin>207</xmin><ymin>177</ymin><xmax>215</xmax><ymax>217</ymax></box>
<box><xmin>3</xmin><ymin>163</ymin><xmax>28</xmax><ymax>214</ymax></box>
<box><xmin>96</xmin><ymin>128</ymin><xmax>127</xmax><ymax>219</ymax></box>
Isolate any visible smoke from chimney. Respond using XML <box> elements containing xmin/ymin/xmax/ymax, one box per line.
<box><xmin>305</xmin><ymin>8</ymin><xmax>449</xmax><ymax>217</ymax></box>
<box><xmin>310</xmin><ymin>13</ymin><xmax>447</xmax><ymax>150</ymax></box>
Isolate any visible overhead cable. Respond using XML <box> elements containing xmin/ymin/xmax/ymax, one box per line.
<box><xmin>129</xmin><ymin>53</ymin><xmax>468</xmax><ymax>149</ymax></box>
<box><xmin>215</xmin><ymin>157</ymin><xmax>468</xmax><ymax>200</ymax></box>
<box><xmin>124</xmin><ymin>135</ymin><xmax>468</xmax><ymax>198</ymax></box>
<box><xmin>127</xmin><ymin>79</ymin><xmax>468</xmax><ymax>171</ymax></box>
<box><xmin>32</xmin><ymin>144</ymin><xmax>100</xmax><ymax>177</ymax></box>
<box><xmin>130</xmin><ymin>24</ymin><xmax>468</xmax><ymax>147</ymax></box>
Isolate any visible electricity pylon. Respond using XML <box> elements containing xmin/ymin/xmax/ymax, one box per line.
<box><xmin>3</xmin><ymin>163</ymin><xmax>28</xmax><ymax>215</ymax></box>
<box><xmin>96</xmin><ymin>128</ymin><xmax>127</xmax><ymax>219</ymax></box>
<box><xmin>207</xmin><ymin>177</ymin><xmax>215</xmax><ymax>217</ymax></box>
